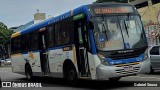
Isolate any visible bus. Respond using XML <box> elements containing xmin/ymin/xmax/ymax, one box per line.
<box><xmin>11</xmin><ymin>3</ymin><xmax>150</xmax><ymax>85</ymax></box>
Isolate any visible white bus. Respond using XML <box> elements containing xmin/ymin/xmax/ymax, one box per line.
<box><xmin>11</xmin><ymin>3</ymin><xmax>150</xmax><ymax>85</ymax></box>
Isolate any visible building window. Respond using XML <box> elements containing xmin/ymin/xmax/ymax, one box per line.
<box><xmin>135</xmin><ymin>1</ymin><xmax>148</xmax><ymax>9</ymax></box>
<box><xmin>152</xmin><ymin>0</ymin><xmax>160</xmax><ymax>5</ymax></box>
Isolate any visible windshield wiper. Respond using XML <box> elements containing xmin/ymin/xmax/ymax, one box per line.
<box><xmin>123</xmin><ymin>21</ymin><xmax>129</xmax><ymax>38</ymax></box>
<box><xmin>101</xmin><ymin>15</ymin><xmax>108</xmax><ymax>41</ymax></box>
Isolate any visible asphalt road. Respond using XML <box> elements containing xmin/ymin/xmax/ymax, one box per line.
<box><xmin>1</xmin><ymin>66</ymin><xmax>160</xmax><ymax>90</ymax></box>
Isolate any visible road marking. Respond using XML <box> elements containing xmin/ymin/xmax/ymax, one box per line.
<box><xmin>129</xmin><ymin>76</ymin><xmax>160</xmax><ymax>80</ymax></box>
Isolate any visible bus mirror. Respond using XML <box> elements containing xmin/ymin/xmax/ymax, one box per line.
<box><xmin>89</xmin><ymin>21</ymin><xmax>94</xmax><ymax>30</ymax></box>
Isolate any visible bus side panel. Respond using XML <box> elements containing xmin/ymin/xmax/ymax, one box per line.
<box><xmin>48</xmin><ymin>46</ymin><xmax>79</xmax><ymax>77</ymax></box>
<box><xmin>31</xmin><ymin>52</ymin><xmax>42</xmax><ymax>73</ymax></box>
<box><xmin>88</xmin><ymin>52</ymin><xmax>101</xmax><ymax>80</ymax></box>
<box><xmin>48</xmin><ymin>49</ymin><xmax>64</xmax><ymax>73</ymax></box>
<box><xmin>11</xmin><ymin>54</ymin><xmax>22</xmax><ymax>73</ymax></box>
<box><xmin>21</xmin><ymin>52</ymin><xmax>42</xmax><ymax>74</ymax></box>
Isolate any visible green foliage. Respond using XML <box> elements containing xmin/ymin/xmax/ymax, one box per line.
<box><xmin>95</xmin><ymin>0</ymin><xmax>135</xmax><ymax>3</ymax></box>
<box><xmin>0</xmin><ymin>22</ymin><xmax>12</xmax><ymax>45</ymax></box>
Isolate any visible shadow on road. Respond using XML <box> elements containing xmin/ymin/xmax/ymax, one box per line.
<box><xmin>146</xmin><ymin>72</ymin><xmax>160</xmax><ymax>75</ymax></box>
<box><xmin>16</xmin><ymin>77</ymin><xmax>135</xmax><ymax>89</ymax></box>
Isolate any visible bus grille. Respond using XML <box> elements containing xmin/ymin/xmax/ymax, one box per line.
<box><xmin>109</xmin><ymin>50</ymin><xmax>144</xmax><ymax>60</ymax></box>
<box><xmin>115</xmin><ymin>66</ymin><xmax>140</xmax><ymax>75</ymax></box>
<box><xmin>109</xmin><ymin>52</ymin><xmax>142</xmax><ymax>60</ymax></box>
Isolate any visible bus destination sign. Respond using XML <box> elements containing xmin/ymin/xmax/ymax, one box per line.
<box><xmin>94</xmin><ymin>6</ymin><xmax>134</xmax><ymax>14</ymax></box>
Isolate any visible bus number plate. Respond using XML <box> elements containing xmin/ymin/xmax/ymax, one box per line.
<box><xmin>124</xmin><ymin>66</ymin><xmax>133</xmax><ymax>71</ymax></box>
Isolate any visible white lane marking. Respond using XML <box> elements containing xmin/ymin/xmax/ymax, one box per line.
<box><xmin>129</xmin><ymin>76</ymin><xmax>160</xmax><ymax>80</ymax></box>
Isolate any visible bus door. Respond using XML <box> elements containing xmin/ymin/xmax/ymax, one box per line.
<box><xmin>74</xmin><ymin>19</ymin><xmax>90</xmax><ymax>77</ymax></box>
<box><xmin>39</xmin><ymin>27</ymin><xmax>50</xmax><ymax>75</ymax></box>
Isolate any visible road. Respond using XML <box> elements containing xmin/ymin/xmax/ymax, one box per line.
<box><xmin>0</xmin><ymin>66</ymin><xmax>160</xmax><ymax>90</ymax></box>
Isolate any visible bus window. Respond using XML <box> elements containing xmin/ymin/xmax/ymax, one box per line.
<box><xmin>55</xmin><ymin>23</ymin><xmax>60</xmax><ymax>45</ymax></box>
<box><xmin>30</xmin><ymin>31</ymin><xmax>39</xmax><ymax>51</ymax></box>
<box><xmin>48</xmin><ymin>25</ymin><xmax>54</xmax><ymax>47</ymax></box>
<box><xmin>11</xmin><ymin>37</ymin><xmax>21</xmax><ymax>54</ymax></box>
<box><xmin>60</xmin><ymin>22</ymin><xmax>70</xmax><ymax>44</ymax></box>
<box><xmin>21</xmin><ymin>34</ymin><xmax>30</xmax><ymax>52</ymax></box>
<box><xmin>55</xmin><ymin>21</ymin><xmax>72</xmax><ymax>46</ymax></box>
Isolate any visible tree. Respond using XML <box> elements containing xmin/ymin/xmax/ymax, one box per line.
<box><xmin>0</xmin><ymin>22</ymin><xmax>13</xmax><ymax>58</ymax></box>
<box><xmin>0</xmin><ymin>22</ymin><xmax>12</xmax><ymax>45</ymax></box>
<box><xmin>95</xmin><ymin>0</ymin><xmax>135</xmax><ymax>3</ymax></box>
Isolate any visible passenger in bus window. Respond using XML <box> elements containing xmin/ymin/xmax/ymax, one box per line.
<box><xmin>61</xmin><ymin>32</ymin><xmax>69</xmax><ymax>44</ymax></box>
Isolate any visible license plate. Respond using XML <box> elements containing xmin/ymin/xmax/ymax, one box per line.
<box><xmin>124</xmin><ymin>66</ymin><xmax>133</xmax><ymax>71</ymax></box>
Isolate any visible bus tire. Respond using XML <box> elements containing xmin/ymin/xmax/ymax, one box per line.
<box><xmin>109</xmin><ymin>77</ymin><xmax>121</xmax><ymax>81</ymax></box>
<box><xmin>66</xmin><ymin>65</ymin><xmax>78</xmax><ymax>86</ymax></box>
<box><xmin>150</xmin><ymin>66</ymin><xmax>154</xmax><ymax>74</ymax></box>
<box><xmin>25</xmin><ymin>64</ymin><xmax>33</xmax><ymax>81</ymax></box>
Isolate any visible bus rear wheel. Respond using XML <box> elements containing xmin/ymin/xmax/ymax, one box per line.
<box><xmin>66</xmin><ymin>66</ymin><xmax>78</xmax><ymax>86</ymax></box>
<box><xmin>25</xmin><ymin>65</ymin><xmax>33</xmax><ymax>81</ymax></box>
<box><xmin>109</xmin><ymin>77</ymin><xmax>121</xmax><ymax>81</ymax></box>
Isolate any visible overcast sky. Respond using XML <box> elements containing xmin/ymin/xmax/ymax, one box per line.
<box><xmin>0</xmin><ymin>0</ymin><xmax>96</xmax><ymax>28</ymax></box>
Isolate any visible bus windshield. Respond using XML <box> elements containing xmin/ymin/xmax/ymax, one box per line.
<box><xmin>93</xmin><ymin>15</ymin><xmax>146</xmax><ymax>51</ymax></box>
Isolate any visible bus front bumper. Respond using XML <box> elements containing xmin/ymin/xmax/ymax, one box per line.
<box><xmin>96</xmin><ymin>61</ymin><xmax>149</xmax><ymax>80</ymax></box>
<box><xmin>139</xmin><ymin>59</ymin><xmax>150</xmax><ymax>74</ymax></box>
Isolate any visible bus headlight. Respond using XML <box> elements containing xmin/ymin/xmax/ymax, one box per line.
<box><xmin>97</xmin><ymin>54</ymin><xmax>109</xmax><ymax>66</ymax></box>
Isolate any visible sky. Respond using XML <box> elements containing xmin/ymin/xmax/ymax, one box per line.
<box><xmin>0</xmin><ymin>0</ymin><xmax>96</xmax><ymax>28</ymax></box>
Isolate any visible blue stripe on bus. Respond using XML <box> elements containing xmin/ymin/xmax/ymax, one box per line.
<box><xmin>89</xmin><ymin>30</ymin><xmax>97</xmax><ymax>54</ymax></box>
<box><xmin>21</xmin><ymin>50</ymin><xmax>42</xmax><ymax>54</ymax></box>
<box><xmin>47</xmin><ymin>45</ymin><xmax>73</xmax><ymax>51</ymax></box>
<box><xmin>21</xmin><ymin>52</ymin><xmax>28</xmax><ymax>54</ymax></box>
<box><xmin>107</xmin><ymin>54</ymin><xmax>144</xmax><ymax>65</ymax></box>
<box><xmin>48</xmin><ymin>46</ymin><xmax>65</xmax><ymax>51</ymax></box>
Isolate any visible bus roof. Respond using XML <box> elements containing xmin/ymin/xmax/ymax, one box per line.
<box><xmin>11</xmin><ymin>5</ymin><xmax>89</xmax><ymax>38</ymax></box>
<box><xmin>11</xmin><ymin>31</ymin><xmax>21</xmax><ymax>38</ymax></box>
<box><xmin>11</xmin><ymin>3</ymin><xmax>135</xmax><ymax>38</ymax></box>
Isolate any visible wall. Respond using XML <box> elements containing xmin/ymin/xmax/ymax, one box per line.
<box><xmin>137</xmin><ymin>0</ymin><xmax>160</xmax><ymax>46</ymax></box>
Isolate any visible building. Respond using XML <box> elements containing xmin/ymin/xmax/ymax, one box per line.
<box><xmin>12</xmin><ymin>11</ymin><xmax>46</xmax><ymax>32</ymax></box>
<box><xmin>130</xmin><ymin>0</ymin><xmax>160</xmax><ymax>46</ymax></box>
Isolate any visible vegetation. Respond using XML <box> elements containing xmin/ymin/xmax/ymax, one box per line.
<box><xmin>0</xmin><ymin>22</ymin><xmax>13</xmax><ymax>57</ymax></box>
<box><xmin>0</xmin><ymin>22</ymin><xmax>12</xmax><ymax>45</ymax></box>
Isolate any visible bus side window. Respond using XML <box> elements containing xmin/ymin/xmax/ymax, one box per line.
<box><xmin>21</xmin><ymin>34</ymin><xmax>30</xmax><ymax>52</ymax></box>
<box><xmin>12</xmin><ymin>37</ymin><xmax>21</xmax><ymax>54</ymax></box>
<box><xmin>47</xmin><ymin>25</ymin><xmax>54</xmax><ymax>47</ymax></box>
<box><xmin>30</xmin><ymin>31</ymin><xmax>39</xmax><ymax>51</ymax></box>
<box><xmin>60</xmin><ymin>22</ymin><xmax>69</xmax><ymax>44</ymax></box>
<box><xmin>78</xmin><ymin>27</ymin><xmax>83</xmax><ymax>45</ymax></box>
<box><xmin>68</xmin><ymin>21</ymin><xmax>74</xmax><ymax>43</ymax></box>
<box><xmin>54</xmin><ymin>21</ymin><xmax>74</xmax><ymax>46</ymax></box>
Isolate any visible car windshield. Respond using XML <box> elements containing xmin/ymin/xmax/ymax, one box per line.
<box><xmin>93</xmin><ymin>15</ymin><xmax>146</xmax><ymax>51</ymax></box>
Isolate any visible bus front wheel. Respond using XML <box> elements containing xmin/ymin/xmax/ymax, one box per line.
<box><xmin>25</xmin><ymin>65</ymin><xmax>33</xmax><ymax>81</ymax></box>
<box><xmin>109</xmin><ymin>77</ymin><xmax>121</xmax><ymax>81</ymax></box>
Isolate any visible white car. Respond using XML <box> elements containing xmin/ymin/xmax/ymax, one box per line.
<box><xmin>5</xmin><ymin>58</ymin><xmax>11</xmax><ymax>65</ymax></box>
<box><xmin>0</xmin><ymin>58</ymin><xmax>5</xmax><ymax>66</ymax></box>
<box><xmin>0</xmin><ymin>58</ymin><xmax>11</xmax><ymax>66</ymax></box>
